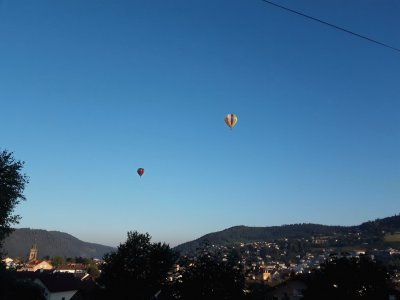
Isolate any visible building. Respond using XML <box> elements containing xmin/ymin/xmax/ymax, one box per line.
<box><xmin>18</xmin><ymin>244</ymin><xmax>53</xmax><ymax>272</ymax></box>
<box><xmin>1</xmin><ymin>257</ymin><xmax>15</xmax><ymax>269</ymax></box>
<box><xmin>16</xmin><ymin>272</ymin><xmax>94</xmax><ymax>300</ymax></box>
<box><xmin>34</xmin><ymin>274</ymin><xmax>82</xmax><ymax>300</ymax></box>
<box><xmin>55</xmin><ymin>263</ymin><xmax>88</xmax><ymax>276</ymax></box>
<box><xmin>29</xmin><ymin>244</ymin><xmax>38</xmax><ymax>261</ymax></box>
<box><xmin>19</xmin><ymin>260</ymin><xmax>53</xmax><ymax>272</ymax></box>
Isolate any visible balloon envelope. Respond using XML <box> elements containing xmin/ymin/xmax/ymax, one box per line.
<box><xmin>137</xmin><ymin>168</ymin><xmax>144</xmax><ymax>177</ymax></box>
<box><xmin>224</xmin><ymin>114</ymin><xmax>237</xmax><ymax>129</ymax></box>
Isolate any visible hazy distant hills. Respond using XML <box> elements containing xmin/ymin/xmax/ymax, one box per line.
<box><xmin>2</xmin><ymin>215</ymin><xmax>399</xmax><ymax>259</ymax></box>
<box><xmin>174</xmin><ymin>214</ymin><xmax>400</xmax><ymax>254</ymax></box>
<box><xmin>1</xmin><ymin>228</ymin><xmax>116</xmax><ymax>259</ymax></box>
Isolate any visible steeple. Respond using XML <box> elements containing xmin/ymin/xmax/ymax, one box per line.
<box><xmin>28</xmin><ymin>244</ymin><xmax>38</xmax><ymax>262</ymax></box>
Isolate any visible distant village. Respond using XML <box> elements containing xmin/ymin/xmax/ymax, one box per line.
<box><xmin>2</xmin><ymin>244</ymin><xmax>101</xmax><ymax>300</ymax></box>
<box><xmin>179</xmin><ymin>241</ymin><xmax>400</xmax><ymax>285</ymax></box>
<box><xmin>2</xmin><ymin>232</ymin><xmax>400</xmax><ymax>300</ymax></box>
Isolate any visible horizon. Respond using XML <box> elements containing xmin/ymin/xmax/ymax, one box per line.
<box><xmin>1</xmin><ymin>0</ymin><xmax>399</xmax><ymax>248</ymax></box>
<box><xmin>15</xmin><ymin>212</ymin><xmax>399</xmax><ymax>248</ymax></box>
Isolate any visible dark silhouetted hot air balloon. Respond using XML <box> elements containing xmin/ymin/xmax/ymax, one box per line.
<box><xmin>224</xmin><ymin>113</ymin><xmax>237</xmax><ymax>129</ymax></box>
<box><xmin>137</xmin><ymin>168</ymin><xmax>144</xmax><ymax>177</ymax></box>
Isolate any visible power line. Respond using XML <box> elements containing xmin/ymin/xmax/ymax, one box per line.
<box><xmin>260</xmin><ymin>0</ymin><xmax>400</xmax><ymax>54</ymax></box>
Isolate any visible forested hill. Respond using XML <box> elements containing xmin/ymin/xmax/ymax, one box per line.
<box><xmin>1</xmin><ymin>228</ymin><xmax>116</xmax><ymax>259</ymax></box>
<box><xmin>174</xmin><ymin>214</ymin><xmax>400</xmax><ymax>254</ymax></box>
<box><xmin>174</xmin><ymin>224</ymin><xmax>351</xmax><ymax>254</ymax></box>
<box><xmin>359</xmin><ymin>214</ymin><xmax>400</xmax><ymax>233</ymax></box>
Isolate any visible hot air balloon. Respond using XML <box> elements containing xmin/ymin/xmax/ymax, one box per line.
<box><xmin>137</xmin><ymin>168</ymin><xmax>144</xmax><ymax>177</ymax></box>
<box><xmin>224</xmin><ymin>113</ymin><xmax>237</xmax><ymax>129</ymax></box>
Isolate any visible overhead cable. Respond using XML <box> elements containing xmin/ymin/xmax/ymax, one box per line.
<box><xmin>260</xmin><ymin>0</ymin><xmax>400</xmax><ymax>53</ymax></box>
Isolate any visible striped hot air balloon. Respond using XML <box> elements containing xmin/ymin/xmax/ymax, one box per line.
<box><xmin>224</xmin><ymin>113</ymin><xmax>237</xmax><ymax>129</ymax></box>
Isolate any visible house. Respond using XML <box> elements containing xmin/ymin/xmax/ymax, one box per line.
<box><xmin>69</xmin><ymin>281</ymin><xmax>101</xmax><ymax>300</ymax></box>
<box><xmin>15</xmin><ymin>272</ymin><xmax>97</xmax><ymax>300</ymax></box>
<box><xmin>1</xmin><ymin>257</ymin><xmax>15</xmax><ymax>269</ymax></box>
<box><xmin>55</xmin><ymin>264</ymin><xmax>87</xmax><ymax>274</ymax></box>
<box><xmin>19</xmin><ymin>260</ymin><xmax>53</xmax><ymax>272</ymax></box>
<box><xmin>33</xmin><ymin>273</ymin><xmax>84</xmax><ymax>300</ymax></box>
<box><xmin>263</xmin><ymin>271</ymin><xmax>271</xmax><ymax>281</ymax></box>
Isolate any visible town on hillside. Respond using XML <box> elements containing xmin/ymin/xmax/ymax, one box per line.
<box><xmin>2</xmin><ymin>230</ymin><xmax>400</xmax><ymax>300</ymax></box>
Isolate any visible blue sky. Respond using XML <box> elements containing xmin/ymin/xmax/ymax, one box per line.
<box><xmin>1</xmin><ymin>0</ymin><xmax>399</xmax><ymax>247</ymax></box>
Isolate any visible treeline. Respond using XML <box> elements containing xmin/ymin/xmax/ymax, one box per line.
<box><xmin>360</xmin><ymin>214</ymin><xmax>400</xmax><ymax>235</ymax></box>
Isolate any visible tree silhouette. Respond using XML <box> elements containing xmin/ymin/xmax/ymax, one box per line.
<box><xmin>168</xmin><ymin>248</ymin><xmax>247</xmax><ymax>300</ymax></box>
<box><xmin>302</xmin><ymin>255</ymin><xmax>392</xmax><ymax>300</ymax></box>
<box><xmin>0</xmin><ymin>150</ymin><xmax>29</xmax><ymax>249</ymax></box>
<box><xmin>0</xmin><ymin>264</ymin><xmax>45</xmax><ymax>300</ymax></box>
<box><xmin>51</xmin><ymin>256</ymin><xmax>66</xmax><ymax>267</ymax></box>
<box><xmin>99</xmin><ymin>231</ymin><xmax>177</xmax><ymax>300</ymax></box>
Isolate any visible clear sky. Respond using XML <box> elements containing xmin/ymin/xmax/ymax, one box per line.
<box><xmin>1</xmin><ymin>0</ymin><xmax>399</xmax><ymax>248</ymax></box>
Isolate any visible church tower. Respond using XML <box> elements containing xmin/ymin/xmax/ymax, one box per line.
<box><xmin>28</xmin><ymin>244</ymin><xmax>38</xmax><ymax>261</ymax></box>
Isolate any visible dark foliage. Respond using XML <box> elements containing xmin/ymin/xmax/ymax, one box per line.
<box><xmin>166</xmin><ymin>249</ymin><xmax>247</xmax><ymax>300</ymax></box>
<box><xmin>0</xmin><ymin>150</ymin><xmax>29</xmax><ymax>249</ymax></box>
<box><xmin>99</xmin><ymin>231</ymin><xmax>177</xmax><ymax>300</ymax></box>
<box><xmin>359</xmin><ymin>214</ymin><xmax>400</xmax><ymax>234</ymax></box>
<box><xmin>86</xmin><ymin>264</ymin><xmax>100</xmax><ymax>278</ymax></box>
<box><xmin>0</xmin><ymin>265</ymin><xmax>45</xmax><ymax>300</ymax></box>
<box><xmin>302</xmin><ymin>256</ymin><xmax>392</xmax><ymax>300</ymax></box>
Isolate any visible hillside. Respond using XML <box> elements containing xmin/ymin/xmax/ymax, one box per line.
<box><xmin>1</xmin><ymin>228</ymin><xmax>116</xmax><ymax>259</ymax></box>
<box><xmin>3</xmin><ymin>215</ymin><xmax>399</xmax><ymax>259</ymax></box>
<box><xmin>174</xmin><ymin>214</ymin><xmax>400</xmax><ymax>254</ymax></box>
